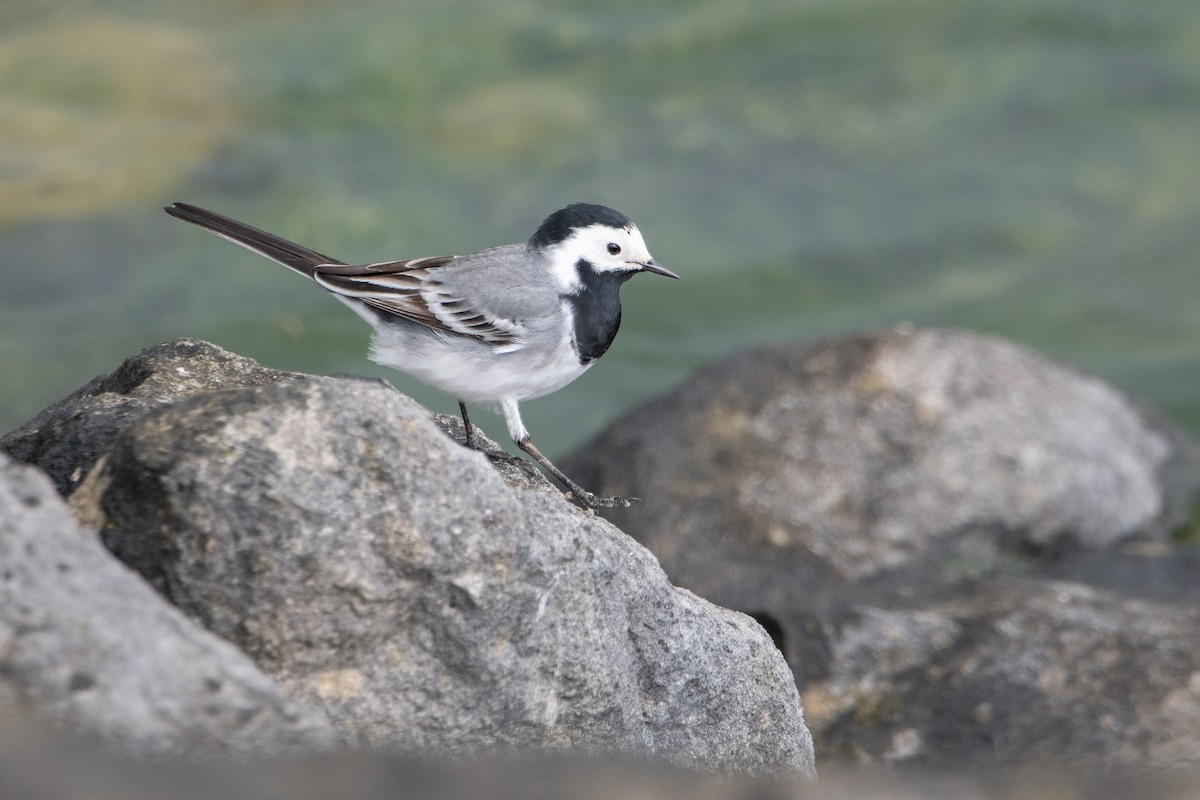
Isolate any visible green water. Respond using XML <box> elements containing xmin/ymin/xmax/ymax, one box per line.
<box><xmin>3</xmin><ymin>0</ymin><xmax>1200</xmax><ymax>456</ymax></box>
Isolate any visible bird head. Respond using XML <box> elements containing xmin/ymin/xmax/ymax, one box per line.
<box><xmin>531</xmin><ymin>203</ymin><xmax>678</xmax><ymax>291</ymax></box>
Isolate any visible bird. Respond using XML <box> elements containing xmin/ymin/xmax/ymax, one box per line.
<box><xmin>164</xmin><ymin>201</ymin><xmax>678</xmax><ymax>509</ymax></box>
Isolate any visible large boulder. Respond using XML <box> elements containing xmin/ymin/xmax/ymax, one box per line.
<box><xmin>5</xmin><ymin>339</ymin><xmax>813</xmax><ymax>776</ymax></box>
<box><xmin>1</xmin><ymin>339</ymin><xmax>290</xmax><ymax>497</ymax></box>
<box><xmin>567</xmin><ymin>326</ymin><xmax>1198</xmax><ymax>580</ymax></box>
<box><xmin>811</xmin><ymin>580</ymin><xmax>1200</xmax><ymax>768</ymax></box>
<box><xmin>0</xmin><ymin>451</ymin><xmax>331</xmax><ymax>755</ymax></box>
<box><xmin>564</xmin><ymin>326</ymin><xmax>1200</xmax><ymax>768</ymax></box>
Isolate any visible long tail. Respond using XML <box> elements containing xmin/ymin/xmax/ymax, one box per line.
<box><xmin>164</xmin><ymin>202</ymin><xmax>346</xmax><ymax>277</ymax></box>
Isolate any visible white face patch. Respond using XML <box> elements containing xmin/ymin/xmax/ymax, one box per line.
<box><xmin>542</xmin><ymin>223</ymin><xmax>655</xmax><ymax>292</ymax></box>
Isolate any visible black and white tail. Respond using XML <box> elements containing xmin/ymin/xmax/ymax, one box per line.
<box><xmin>164</xmin><ymin>202</ymin><xmax>345</xmax><ymax>278</ymax></box>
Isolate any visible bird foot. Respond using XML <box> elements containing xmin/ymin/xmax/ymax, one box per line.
<box><xmin>485</xmin><ymin>450</ymin><xmax>526</xmax><ymax>466</ymax></box>
<box><xmin>512</xmin><ymin>436</ymin><xmax>637</xmax><ymax>511</ymax></box>
<box><xmin>567</xmin><ymin>490</ymin><xmax>639</xmax><ymax>510</ymax></box>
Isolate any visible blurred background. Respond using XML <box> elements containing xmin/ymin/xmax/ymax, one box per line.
<box><xmin>2</xmin><ymin>0</ymin><xmax>1199</xmax><ymax>456</ymax></box>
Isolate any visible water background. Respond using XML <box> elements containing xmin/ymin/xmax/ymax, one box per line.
<box><xmin>3</xmin><ymin>0</ymin><xmax>1199</xmax><ymax>456</ymax></box>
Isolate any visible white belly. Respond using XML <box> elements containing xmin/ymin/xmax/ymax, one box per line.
<box><xmin>367</xmin><ymin>317</ymin><xmax>590</xmax><ymax>405</ymax></box>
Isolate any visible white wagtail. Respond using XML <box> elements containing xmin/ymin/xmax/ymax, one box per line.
<box><xmin>164</xmin><ymin>201</ymin><xmax>678</xmax><ymax>509</ymax></box>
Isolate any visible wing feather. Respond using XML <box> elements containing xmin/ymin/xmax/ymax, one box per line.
<box><xmin>313</xmin><ymin>258</ymin><xmax>526</xmax><ymax>350</ymax></box>
<box><xmin>166</xmin><ymin>204</ymin><xmax>552</xmax><ymax>354</ymax></box>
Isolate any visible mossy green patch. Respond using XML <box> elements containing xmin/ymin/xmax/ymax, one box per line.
<box><xmin>1171</xmin><ymin>497</ymin><xmax>1200</xmax><ymax>545</ymax></box>
<box><xmin>0</xmin><ymin>18</ymin><xmax>236</xmax><ymax>228</ymax></box>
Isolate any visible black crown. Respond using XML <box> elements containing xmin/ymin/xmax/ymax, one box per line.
<box><xmin>529</xmin><ymin>203</ymin><xmax>633</xmax><ymax>250</ymax></box>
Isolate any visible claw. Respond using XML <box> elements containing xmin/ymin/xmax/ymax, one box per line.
<box><xmin>570</xmin><ymin>492</ymin><xmax>640</xmax><ymax>510</ymax></box>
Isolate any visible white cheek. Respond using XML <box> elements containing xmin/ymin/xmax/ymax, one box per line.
<box><xmin>546</xmin><ymin>246</ymin><xmax>583</xmax><ymax>291</ymax></box>
<box><xmin>545</xmin><ymin>224</ymin><xmax>648</xmax><ymax>284</ymax></box>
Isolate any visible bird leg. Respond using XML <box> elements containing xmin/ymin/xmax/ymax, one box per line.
<box><xmin>517</xmin><ymin>437</ymin><xmax>636</xmax><ymax>510</ymax></box>
<box><xmin>457</xmin><ymin>400</ymin><xmax>480</xmax><ymax>449</ymax></box>
<box><xmin>497</xmin><ymin>398</ymin><xmax>633</xmax><ymax>509</ymax></box>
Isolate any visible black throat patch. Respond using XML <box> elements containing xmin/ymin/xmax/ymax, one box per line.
<box><xmin>563</xmin><ymin>259</ymin><xmax>636</xmax><ymax>364</ymax></box>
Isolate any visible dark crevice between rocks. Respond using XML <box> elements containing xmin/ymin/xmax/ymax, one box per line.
<box><xmin>745</xmin><ymin>611</ymin><xmax>787</xmax><ymax>661</ymax></box>
<box><xmin>94</xmin><ymin>356</ymin><xmax>155</xmax><ymax>396</ymax></box>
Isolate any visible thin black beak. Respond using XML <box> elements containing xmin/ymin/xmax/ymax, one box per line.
<box><xmin>639</xmin><ymin>259</ymin><xmax>680</xmax><ymax>279</ymax></box>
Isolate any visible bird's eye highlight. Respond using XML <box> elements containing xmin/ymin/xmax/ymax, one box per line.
<box><xmin>606</xmin><ymin>242</ymin><xmax>622</xmax><ymax>255</ymax></box>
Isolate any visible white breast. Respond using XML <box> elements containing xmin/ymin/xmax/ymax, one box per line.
<box><xmin>366</xmin><ymin>301</ymin><xmax>590</xmax><ymax>406</ymax></box>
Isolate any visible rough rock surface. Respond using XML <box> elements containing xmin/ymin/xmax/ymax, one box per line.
<box><xmin>811</xmin><ymin>580</ymin><xmax>1200</xmax><ymax>768</ymax></box>
<box><xmin>564</xmin><ymin>326</ymin><xmax>1200</xmax><ymax>768</ymax></box>
<box><xmin>0</xmin><ymin>452</ymin><xmax>331</xmax><ymax>755</ymax></box>
<box><xmin>8</xmin><ymin>339</ymin><xmax>813</xmax><ymax>775</ymax></box>
<box><xmin>568</xmin><ymin>326</ymin><xmax>1198</xmax><ymax>581</ymax></box>
<box><xmin>1</xmin><ymin>339</ymin><xmax>291</xmax><ymax>496</ymax></box>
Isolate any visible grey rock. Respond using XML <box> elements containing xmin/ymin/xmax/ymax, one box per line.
<box><xmin>50</xmin><ymin>340</ymin><xmax>811</xmax><ymax>775</ymax></box>
<box><xmin>567</xmin><ymin>326</ymin><xmax>1198</xmax><ymax>582</ymax></box>
<box><xmin>564</xmin><ymin>326</ymin><xmax>1200</xmax><ymax>768</ymax></box>
<box><xmin>0</xmin><ymin>715</ymin><xmax>813</xmax><ymax>800</ymax></box>
<box><xmin>1</xmin><ymin>339</ymin><xmax>291</xmax><ymax>496</ymax></box>
<box><xmin>0</xmin><ymin>452</ymin><xmax>332</xmax><ymax>756</ymax></box>
<box><xmin>3</xmin><ymin>706</ymin><xmax>1198</xmax><ymax>800</ymax></box>
<box><xmin>815</xmin><ymin>580</ymin><xmax>1200</xmax><ymax>769</ymax></box>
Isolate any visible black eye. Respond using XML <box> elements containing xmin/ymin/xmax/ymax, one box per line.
<box><xmin>606</xmin><ymin>242</ymin><xmax>621</xmax><ymax>256</ymax></box>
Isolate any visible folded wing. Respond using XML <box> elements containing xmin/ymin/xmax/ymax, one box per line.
<box><xmin>314</xmin><ymin>259</ymin><xmax>527</xmax><ymax>352</ymax></box>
